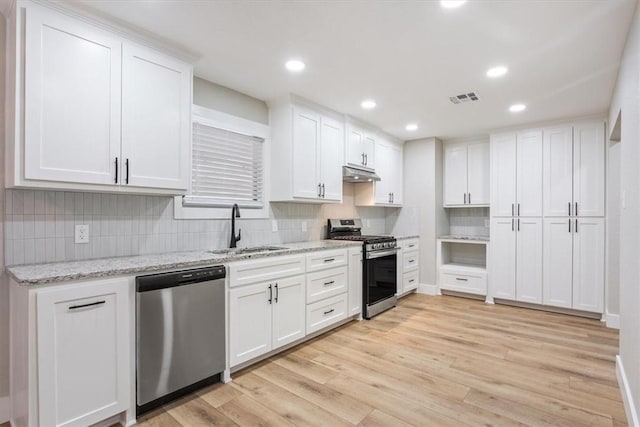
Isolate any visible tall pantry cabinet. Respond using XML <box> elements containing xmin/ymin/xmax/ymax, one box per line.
<box><xmin>489</xmin><ymin>120</ymin><xmax>605</xmax><ymax>313</ymax></box>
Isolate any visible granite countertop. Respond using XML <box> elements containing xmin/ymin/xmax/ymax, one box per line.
<box><xmin>438</xmin><ymin>235</ymin><xmax>490</xmax><ymax>242</ymax></box>
<box><xmin>394</xmin><ymin>235</ymin><xmax>419</xmax><ymax>240</ymax></box>
<box><xmin>7</xmin><ymin>240</ymin><xmax>362</xmax><ymax>286</ymax></box>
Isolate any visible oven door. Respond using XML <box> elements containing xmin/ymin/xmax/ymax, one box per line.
<box><xmin>364</xmin><ymin>248</ymin><xmax>398</xmax><ymax>316</ymax></box>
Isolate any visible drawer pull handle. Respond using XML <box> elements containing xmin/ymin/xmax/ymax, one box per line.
<box><xmin>408</xmin><ymin>260</ymin><xmax>415</xmax><ymax>263</ymax></box>
<box><xmin>408</xmin><ymin>244</ymin><xmax>415</xmax><ymax>248</ymax></box>
<box><xmin>323</xmin><ymin>258</ymin><xmax>335</xmax><ymax>263</ymax></box>
<box><xmin>323</xmin><ymin>280</ymin><xmax>335</xmax><ymax>286</ymax></box>
<box><xmin>409</xmin><ymin>279</ymin><xmax>415</xmax><ymax>283</ymax></box>
<box><xmin>323</xmin><ymin>309</ymin><xmax>335</xmax><ymax>315</ymax></box>
<box><xmin>455</xmin><ymin>278</ymin><xmax>468</xmax><ymax>282</ymax></box>
<box><xmin>69</xmin><ymin>300</ymin><xmax>105</xmax><ymax>310</ymax></box>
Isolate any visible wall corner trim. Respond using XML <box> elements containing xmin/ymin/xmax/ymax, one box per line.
<box><xmin>617</xmin><ymin>355</ymin><xmax>640</xmax><ymax>427</ymax></box>
<box><xmin>417</xmin><ymin>283</ymin><xmax>438</xmax><ymax>296</ymax></box>
<box><xmin>606</xmin><ymin>312</ymin><xmax>620</xmax><ymax>329</ymax></box>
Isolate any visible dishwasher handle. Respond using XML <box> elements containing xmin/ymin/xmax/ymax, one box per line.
<box><xmin>136</xmin><ymin>265</ymin><xmax>226</xmax><ymax>292</ymax></box>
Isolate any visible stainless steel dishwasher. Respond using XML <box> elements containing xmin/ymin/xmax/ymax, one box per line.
<box><xmin>136</xmin><ymin>265</ymin><xmax>226</xmax><ymax>416</ymax></box>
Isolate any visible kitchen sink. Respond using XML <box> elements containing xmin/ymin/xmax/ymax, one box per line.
<box><xmin>209</xmin><ymin>246</ymin><xmax>288</xmax><ymax>255</ymax></box>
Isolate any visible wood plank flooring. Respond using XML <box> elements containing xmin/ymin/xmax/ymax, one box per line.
<box><xmin>138</xmin><ymin>294</ymin><xmax>626</xmax><ymax>426</ymax></box>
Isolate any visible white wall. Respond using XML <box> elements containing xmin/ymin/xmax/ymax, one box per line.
<box><xmin>0</xmin><ymin>10</ymin><xmax>8</xmax><ymax>422</ymax></box>
<box><xmin>193</xmin><ymin>77</ymin><xmax>269</xmax><ymax>125</ymax></box>
<box><xmin>608</xmin><ymin>0</ymin><xmax>640</xmax><ymax>422</ymax></box>
<box><xmin>607</xmin><ymin>141</ymin><xmax>621</xmax><ymax>319</ymax></box>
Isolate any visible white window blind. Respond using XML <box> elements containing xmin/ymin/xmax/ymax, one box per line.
<box><xmin>184</xmin><ymin>121</ymin><xmax>264</xmax><ymax>208</ymax></box>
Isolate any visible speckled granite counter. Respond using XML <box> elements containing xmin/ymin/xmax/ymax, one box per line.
<box><xmin>7</xmin><ymin>240</ymin><xmax>362</xmax><ymax>286</ymax></box>
<box><xmin>438</xmin><ymin>235</ymin><xmax>490</xmax><ymax>242</ymax></box>
<box><xmin>395</xmin><ymin>235</ymin><xmax>419</xmax><ymax>240</ymax></box>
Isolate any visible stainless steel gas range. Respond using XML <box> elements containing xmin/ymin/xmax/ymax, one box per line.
<box><xmin>327</xmin><ymin>218</ymin><xmax>398</xmax><ymax>319</ymax></box>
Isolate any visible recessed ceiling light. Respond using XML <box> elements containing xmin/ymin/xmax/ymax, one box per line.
<box><xmin>440</xmin><ymin>0</ymin><xmax>467</xmax><ymax>9</ymax></box>
<box><xmin>285</xmin><ymin>59</ymin><xmax>305</xmax><ymax>72</ymax></box>
<box><xmin>509</xmin><ymin>103</ymin><xmax>527</xmax><ymax>113</ymax></box>
<box><xmin>487</xmin><ymin>66</ymin><xmax>508</xmax><ymax>78</ymax></box>
<box><xmin>361</xmin><ymin>99</ymin><xmax>377</xmax><ymax>110</ymax></box>
<box><xmin>405</xmin><ymin>123</ymin><xmax>418</xmax><ymax>131</ymax></box>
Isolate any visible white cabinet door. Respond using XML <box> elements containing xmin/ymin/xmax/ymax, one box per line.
<box><xmin>467</xmin><ymin>141</ymin><xmax>489</xmax><ymax>205</ymax></box>
<box><xmin>490</xmin><ymin>133</ymin><xmax>517</xmax><ymax>217</ymax></box>
<box><xmin>272</xmin><ymin>275</ymin><xmax>306</xmax><ymax>349</ymax></box>
<box><xmin>543</xmin><ymin>126</ymin><xmax>573</xmax><ymax>217</ymax></box>
<box><xmin>574</xmin><ymin>121</ymin><xmax>605</xmax><ymax>217</ymax></box>
<box><xmin>444</xmin><ymin>143</ymin><xmax>468</xmax><ymax>206</ymax></box>
<box><xmin>348</xmin><ymin>247</ymin><xmax>362</xmax><ymax>315</ymax></box>
<box><xmin>516</xmin><ymin>130</ymin><xmax>543</xmax><ymax>217</ymax></box>
<box><xmin>490</xmin><ymin>218</ymin><xmax>516</xmax><ymax>299</ymax></box>
<box><xmin>24</xmin><ymin>6</ymin><xmax>121</xmax><ymax>185</ymax></box>
<box><xmin>347</xmin><ymin>125</ymin><xmax>365</xmax><ymax>167</ymax></box>
<box><xmin>36</xmin><ymin>278</ymin><xmax>130</xmax><ymax>427</ymax></box>
<box><xmin>516</xmin><ymin>217</ymin><xmax>543</xmax><ymax>304</ymax></box>
<box><xmin>121</xmin><ymin>44</ymin><xmax>191</xmax><ymax>190</ymax></box>
<box><xmin>543</xmin><ymin>218</ymin><xmax>573</xmax><ymax>308</ymax></box>
<box><xmin>319</xmin><ymin>117</ymin><xmax>344</xmax><ymax>202</ymax></box>
<box><xmin>391</xmin><ymin>143</ymin><xmax>403</xmax><ymax>205</ymax></box>
<box><xmin>229</xmin><ymin>282</ymin><xmax>272</xmax><ymax>366</ymax></box>
<box><xmin>292</xmin><ymin>107</ymin><xmax>321</xmax><ymax>199</ymax></box>
<box><xmin>573</xmin><ymin>218</ymin><xmax>604</xmax><ymax>313</ymax></box>
<box><xmin>374</xmin><ymin>142</ymin><xmax>392</xmax><ymax>205</ymax></box>
<box><xmin>363</xmin><ymin>132</ymin><xmax>376</xmax><ymax>169</ymax></box>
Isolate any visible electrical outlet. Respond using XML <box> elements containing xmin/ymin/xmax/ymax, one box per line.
<box><xmin>484</xmin><ymin>219</ymin><xmax>490</xmax><ymax>228</ymax></box>
<box><xmin>75</xmin><ymin>224</ymin><xmax>89</xmax><ymax>244</ymax></box>
<box><xmin>272</xmin><ymin>220</ymin><xmax>278</xmax><ymax>232</ymax></box>
<box><xmin>301</xmin><ymin>221</ymin><xmax>307</xmax><ymax>232</ymax></box>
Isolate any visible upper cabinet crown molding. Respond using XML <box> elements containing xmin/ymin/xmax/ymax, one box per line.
<box><xmin>6</xmin><ymin>1</ymin><xmax>193</xmax><ymax>194</ymax></box>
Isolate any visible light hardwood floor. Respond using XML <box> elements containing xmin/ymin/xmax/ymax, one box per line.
<box><xmin>137</xmin><ymin>294</ymin><xmax>626</xmax><ymax>426</ymax></box>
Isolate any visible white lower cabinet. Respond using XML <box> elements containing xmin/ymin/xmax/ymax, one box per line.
<box><xmin>490</xmin><ymin>217</ymin><xmax>542</xmax><ymax>303</ymax></box>
<box><xmin>543</xmin><ymin>217</ymin><xmax>604</xmax><ymax>312</ymax></box>
<box><xmin>11</xmin><ymin>277</ymin><xmax>131</xmax><ymax>427</ymax></box>
<box><xmin>306</xmin><ymin>294</ymin><xmax>348</xmax><ymax>334</ymax></box>
<box><xmin>397</xmin><ymin>238</ymin><xmax>420</xmax><ymax>296</ymax></box>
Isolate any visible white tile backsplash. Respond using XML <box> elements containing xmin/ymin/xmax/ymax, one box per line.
<box><xmin>5</xmin><ymin>185</ymin><xmax>391</xmax><ymax>266</ymax></box>
<box><xmin>446</xmin><ymin>207</ymin><xmax>490</xmax><ymax>237</ymax></box>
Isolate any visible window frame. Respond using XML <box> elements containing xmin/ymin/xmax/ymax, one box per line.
<box><xmin>174</xmin><ymin>105</ymin><xmax>270</xmax><ymax>220</ymax></box>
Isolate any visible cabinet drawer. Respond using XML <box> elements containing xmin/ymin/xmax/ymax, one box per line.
<box><xmin>403</xmin><ymin>251</ymin><xmax>419</xmax><ymax>271</ymax></box>
<box><xmin>403</xmin><ymin>269</ymin><xmax>419</xmax><ymax>293</ymax></box>
<box><xmin>306</xmin><ymin>249</ymin><xmax>347</xmax><ymax>272</ymax></box>
<box><xmin>439</xmin><ymin>271</ymin><xmax>487</xmax><ymax>295</ymax></box>
<box><xmin>401</xmin><ymin>239</ymin><xmax>419</xmax><ymax>252</ymax></box>
<box><xmin>228</xmin><ymin>255</ymin><xmax>305</xmax><ymax>287</ymax></box>
<box><xmin>306</xmin><ymin>266</ymin><xmax>347</xmax><ymax>304</ymax></box>
<box><xmin>306</xmin><ymin>293</ymin><xmax>348</xmax><ymax>335</ymax></box>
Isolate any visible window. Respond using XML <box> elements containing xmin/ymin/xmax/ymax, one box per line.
<box><xmin>175</xmin><ymin>105</ymin><xmax>270</xmax><ymax>219</ymax></box>
<box><xmin>185</xmin><ymin>122</ymin><xmax>264</xmax><ymax>208</ymax></box>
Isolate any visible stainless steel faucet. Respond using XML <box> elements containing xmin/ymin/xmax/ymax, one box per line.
<box><xmin>230</xmin><ymin>203</ymin><xmax>241</xmax><ymax>248</ymax></box>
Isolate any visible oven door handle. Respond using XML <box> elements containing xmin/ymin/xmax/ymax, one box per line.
<box><xmin>366</xmin><ymin>248</ymin><xmax>399</xmax><ymax>260</ymax></box>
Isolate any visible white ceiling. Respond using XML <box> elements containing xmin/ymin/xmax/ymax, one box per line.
<box><xmin>68</xmin><ymin>0</ymin><xmax>636</xmax><ymax>140</ymax></box>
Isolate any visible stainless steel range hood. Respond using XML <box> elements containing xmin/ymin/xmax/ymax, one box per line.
<box><xmin>343</xmin><ymin>166</ymin><xmax>381</xmax><ymax>183</ymax></box>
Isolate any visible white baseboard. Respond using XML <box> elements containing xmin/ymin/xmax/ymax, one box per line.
<box><xmin>606</xmin><ymin>312</ymin><xmax>620</xmax><ymax>329</ymax></box>
<box><xmin>417</xmin><ymin>283</ymin><xmax>438</xmax><ymax>296</ymax></box>
<box><xmin>0</xmin><ymin>395</ymin><xmax>10</xmax><ymax>424</ymax></box>
<box><xmin>617</xmin><ymin>355</ymin><xmax>640</xmax><ymax>427</ymax></box>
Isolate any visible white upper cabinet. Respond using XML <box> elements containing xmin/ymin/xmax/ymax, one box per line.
<box><xmin>270</xmin><ymin>101</ymin><xmax>345</xmax><ymax>203</ymax></box>
<box><xmin>516</xmin><ymin>130</ymin><xmax>543</xmax><ymax>217</ymax></box>
<box><xmin>543</xmin><ymin>120</ymin><xmax>605</xmax><ymax>217</ymax></box>
<box><xmin>444</xmin><ymin>140</ymin><xmax>489</xmax><ymax>207</ymax></box>
<box><xmin>24</xmin><ymin>6</ymin><xmax>121</xmax><ymax>186</ymax></box>
<box><xmin>11</xmin><ymin>3</ymin><xmax>193</xmax><ymax>193</ymax></box>
<box><xmin>490</xmin><ymin>133</ymin><xmax>517</xmax><ymax>217</ymax></box>
<box><xmin>346</xmin><ymin>123</ymin><xmax>375</xmax><ymax>169</ymax></box>
<box><xmin>355</xmin><ymin>135</ymin><xmax>403</xmax><ymax>207</ymax></box>
<box><xmin>491</xmin><ymin>131</ymin><xmax>542</xmax><ymax>216</ymax></box>
<box><xmin>121</xmin><ymin>43</ymin><xmax>191</xmax><ymax>190</ymax></box>
<box><xmin>573</xmin><ymin>121</ymin><xmax>605</xmax><ymax>217</ymax></box>
<box><xmin>543</xmin><ymin>126</ymin><xmax>573</xmax><ymax>217</ymax></box>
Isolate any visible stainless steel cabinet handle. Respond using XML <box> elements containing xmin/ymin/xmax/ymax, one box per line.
<box><xmin>568</xmin><ymin>202</ymin><xmax>571</xmax><ymax>216</ymax></box>
<box><xmin>512</xmin><ymin>203</ymin><xmax>514</xmax><ymax>216</ymax></box>
<box><xmin>464</xmin><ymin>193</ymin><xmax>467</xmax><ymax>204</ymax></box>
<box><xmin>268</xmin><ymin>284</ymin><xmax>273</xmax><ymax>304</ymax></box>
<box><xmin>518</xmin><ymin>218</ymin><xmax>520</xmax><ymax>231</ymax></box>
<box><xmin>518</xmin><ymin>203</ymin><xmax>520</xmax><ymax>216</ymax></box>
<box><xmin>361</xmin><ymin>152</ymin><xmax>365</xmax><ymax>165</ymax></box>
<box><xmin>321</xmin><ymin>183</ymin><xmax>325</xmax><ymax>198</ymax></box>
<box><xmin>317</xmin><ymin>183</ymin><xmax>321</xmax><ymax>197</ymax></box>
<box><xmin>365</xmin><ymin>153</ymin><xmax>368</xmax><ymax>166</ymax></box>
<box><xmin>323</xmin><ymin>309</ymin><xmax>335</xmax><ymax>315</ymax></box>
<box><xmin>468</xmin><ymin>193</ymin><xmax>471</xmax><ymax>204</ymax></box>
<box><xmin>323</xmin><ymin>258</ymin><xmax>335</xmax><ymax>263</ymax></box>
<box><xmin>69</xmin><ymin>300</ymin><xmax>105</xmax><ymax>310</ymax></box>
<box><xmin>323</xmin><ymin>280</ymin><xmax>335</xmax><ymax>286</ymax></box>
<box><xmin>114</xmin><ymin>157</ymin><xmax>119</xmax><ymax>184</ymax></box>
<box><xmin>125</xmin><ymin>159</ymin><xmax>130</xmax><ymax>184</ymax></box>
<box><xmin>511</xmin><ymin>218</ymin><xmax>514</xmax><ymax>231</ymax></box>
<box><xmin>569</xmin><ymin>218</ymin><xmax>571</xmax><ymax>233</ymax></box>
<box><xmin>575</xmin><ymin>202</ymin><xmax>578</xmax><ymax>216</ymax></box>
<box><xmin>389</xmin><ymin>193</ymin><xmax>392</xmax><ymax>203</ymax></box>
<box><xmin>274</xmin><ymin>283</ymin><xmax>279</xmax><ymax>303</ymax></box>
<box><xmin>455</xmin><ymin>278</ymin><xmax>468</xmax><ymax>282</ymax></box>
<box><xmin>392</xmin><ymin>193</ymin><xmax>394</xmax><ymax>203</ymax></box>
<box><xmin>575</xmin><ymin>219</ymin><xmax>578</xmax><ymax>233</ymax></box>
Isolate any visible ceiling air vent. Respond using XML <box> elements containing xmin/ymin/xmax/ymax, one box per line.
<box><xmin>449</xmin><ymin>92</ymin><xmax>479</xmax><ymax>104</ymax></box>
